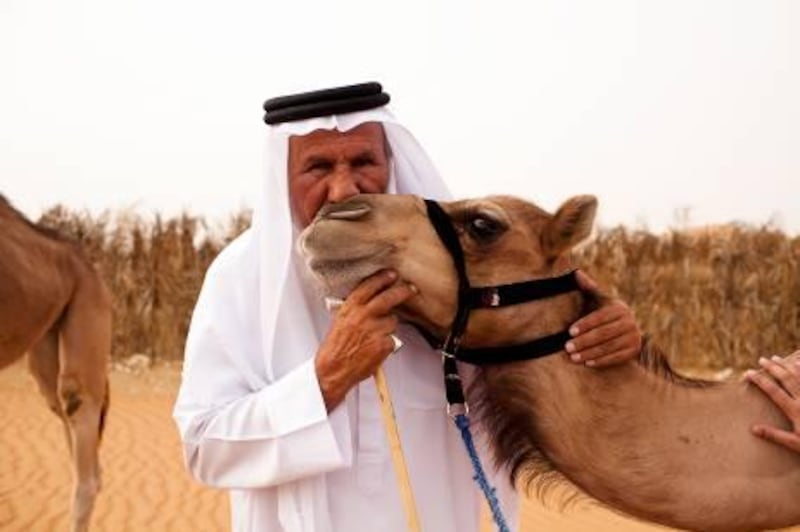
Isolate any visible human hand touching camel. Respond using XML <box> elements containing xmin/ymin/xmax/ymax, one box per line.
<box><xmin>745</xmin><ymin>351</ymin><xmax>800</xmax><ymax>453</ymax></box>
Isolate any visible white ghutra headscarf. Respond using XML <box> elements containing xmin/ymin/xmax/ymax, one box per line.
<box><xmin>257</xmin><ymin>107</ymin><xmax>452</xmax><ymax>381</ymax></box>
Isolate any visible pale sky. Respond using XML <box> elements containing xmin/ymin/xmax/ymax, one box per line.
<box><xmin>2</xmin><ymin>0</ymin><xmax>798</xmax><ymax>233</ymax></box>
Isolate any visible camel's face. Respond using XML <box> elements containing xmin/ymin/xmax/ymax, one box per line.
<box><xmin>299</xmin><ymin>194</ymin><xmax>452</xmax><ymax>331</ymax></box>
<box><xmin>299</xmin><ymin>193</ymin><xmax>597</xmax><ymax>343</ymax></box>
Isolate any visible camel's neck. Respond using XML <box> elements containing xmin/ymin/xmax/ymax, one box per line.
<box><xmin>465</xmin><ymin>281</ymin><xmax>800</xmax><ymax>530</ymax></box>
<box><xmin>479</xmin><ymin>347</ymin><xmax>800</xmax><ymax>531</ymax></box>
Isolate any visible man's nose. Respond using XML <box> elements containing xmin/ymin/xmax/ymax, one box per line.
<box><xmin>326</xmin><ymin>168</ymin><xmax>360</xmax><ymax>203</ymax></box>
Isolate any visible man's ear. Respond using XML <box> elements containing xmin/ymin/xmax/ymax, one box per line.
<box><xmin>542</xmin><ymin>195</ymin><xmax>598</xmax><ymax>258</ymax></box>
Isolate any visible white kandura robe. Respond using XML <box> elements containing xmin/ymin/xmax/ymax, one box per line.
<box><xmin>173</xmin><ymin>108</ymin><xmax>519</xmax><ymax>531</ymax></box>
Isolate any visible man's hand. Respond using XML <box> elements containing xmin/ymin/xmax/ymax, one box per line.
<box><xmin>745</xmin><ymin>353</ymin><xmax>800</xmax><ymax>453</ymax></box>
<box><xmin>565</xmin><ymin>270</ymin><xmax>642</xmax><ymax>368</ymax></box>
<box><xmin>315</xmin><ymin>269</ymin><xmax>416</xmax><ymax>411</ymax></box>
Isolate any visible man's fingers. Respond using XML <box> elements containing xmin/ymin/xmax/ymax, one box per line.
<box><xmin>583</xmin><ymin>348</ymin><xmax>640</xmax><ymax>368</ymax></box>
<box><xmin>746</xmin><ymin>370</ymin><xmax>795</xmax><ymax>415</ymax></box>
<box><xmin>752</xmin><ymin>424</ymin><xmax>800</xmax><ymax>453</ymax></box>
<box><xmin>348</xmin><ymin>270</ymin><xmax>398</xmax><ymax>304</ymax></box>
<box><xmin>786</xmin><ymin>349</ymin><xmax>800</xmax><ymax>364</ymax></box>
<box><xmin>758</xmin><ymin>356</ymin><xmax>800</xmax><ymax>398</ymax></box>
<box><xmin>566</xmin><ymin>319</ymin><xmax>630</xmax><ymax>355</ymax></box>
<box><xmin>567</xmin><ymin>333</ymin><xmax>634</xmax><ymax>364</ymax></box>
<box><xmin>373</xmin><ymin>315</ymin><xmax>400</xmax><ymax>335</ymax></box>
<box><xmin>746</xmin><ymin>356</ymin><xmax>800</xmax><ymax>454</ymax></box>
<box><xmin>570</xmin><ymin>301</ymin><xmax>627</xmax><ymax>337</ymax></box>
<box><xmin>779</xmin><ymin>355</ymin><xmax>800</xmax><ymax>378</ymax></box>
<box><xmin>566</xmin><ymin>293</ymin><xmax>641</xmax><ymax>368</ymax></box>
<box><xmin>367</xmin><ymin>282</ymin><xmax>418</xmax><ymax>315</ymax></box>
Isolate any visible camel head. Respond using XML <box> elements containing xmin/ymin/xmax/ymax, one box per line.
<box><xmin>299</xmin><ymin>193</ymin><xmax>597</xmax><ymax>346</ymax></box>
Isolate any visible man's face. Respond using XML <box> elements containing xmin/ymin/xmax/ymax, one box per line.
<box><xmin>288</xmin><ymin>122</ymin><xmax>390</xmax><ymax>228</ymax></box>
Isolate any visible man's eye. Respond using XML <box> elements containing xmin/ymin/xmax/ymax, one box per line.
<box><xmin>352</xmin><ymin>156</ymin><xmax>375</xmax><ymax>168</ymax></box>
<box><xmin>466</xmin><ymin>215</ymin><xmax>505</xmax><ymax>242</ymax></box>
<box><xmin>307</xmin><ymin>161</ymin><xmax>332</xmax><ymax>173</ymax></box>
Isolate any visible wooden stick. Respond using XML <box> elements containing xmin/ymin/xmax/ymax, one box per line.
<box><xmin>374</xmin><ymin>367</ymin><xmax>421</xmax><ymax>532</ymax></box>
<box><xmin>325</xmin><ymin>298</ymin><xmax>419</xmax><ymax>530</ymax></box>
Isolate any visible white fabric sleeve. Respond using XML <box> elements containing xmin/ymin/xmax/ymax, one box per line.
<box><xmin>173</xmin><ymin>307</ymin><xmax>352</xmax><ymax>490</ymax></box>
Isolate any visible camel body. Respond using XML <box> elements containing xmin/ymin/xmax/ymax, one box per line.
<box><xmin>300</xmin><ymin>192</ymin><xmax>800</xmax><ymax>531</ymax></box>
<box><xmin>0</xmin><ymin>196</ymin><xmax>111</xmax><ymax>532</ymax></box>
<box><xmin>479</xmin><ymin>349</ymin><xmax>800</xmax><ymax>531</ymax></box>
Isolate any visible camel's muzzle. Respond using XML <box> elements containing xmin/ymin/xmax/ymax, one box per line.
<box><xmin>316</xmin><ymin>199</ymin><xmax>372</xmax><ymax>221</ymax></box>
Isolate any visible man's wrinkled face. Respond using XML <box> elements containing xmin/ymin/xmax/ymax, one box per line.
<box><xmin>288</xmin><ymin>122</ymin><xmax>390</xmax><ymax>228</ymax></box>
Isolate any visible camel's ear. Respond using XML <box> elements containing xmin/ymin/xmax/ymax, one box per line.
<box><xmin>542</xmin><ymin>195</ymin><xmax>597</xmax><ymax>258</ymax></box>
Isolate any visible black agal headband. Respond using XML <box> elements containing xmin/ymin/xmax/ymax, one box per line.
<box><xmin>263</xmin><ymin>82</ymin><xmax>390</xmax><ymax>125</ymax></box>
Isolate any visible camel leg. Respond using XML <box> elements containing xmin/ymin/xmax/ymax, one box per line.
<box><xmin>60</xmin><ymin>388</ymin><xmax>102</xmax><ymax>532</ymax></box>
<box><xmin>27</xmin><ymin>328</ymin><xmax>72</xmax><ymax>454</ymax></box>
<box><xmin>57</xmin><ymin>277</ymin><xmax>111</xmax><ymax>532</ymax></box>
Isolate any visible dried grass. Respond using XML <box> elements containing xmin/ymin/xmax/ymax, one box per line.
<box><xmin>37</xmin><ymin>207</ymin><xmax>800</xmax><ymax>368</ymax></box>
<box><xmin>38</xmin><ymin>206</ymin><xmax>251</xmax><ymax>361</ymax></box>
<box><xmin>577</xmin><ymin>225</ymin><xmax>800</xmax><ymax>368</ymax></box>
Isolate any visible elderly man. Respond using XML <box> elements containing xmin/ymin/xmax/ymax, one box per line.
<box><xmin>173</xmin><ymin>83</ymin><xmax>642</xmax><ymax>532</ymax></box>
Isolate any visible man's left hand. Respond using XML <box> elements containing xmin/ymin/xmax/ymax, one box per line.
<box><xmin>564</xmin><ymin>270</ymin><xmax>642</xmax><ymax>368</ymax></box>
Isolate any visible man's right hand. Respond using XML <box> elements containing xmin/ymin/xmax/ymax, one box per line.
<box><xmin>315</xmin><ymin>269</ymin><xmax>417</xmax><ymax>411</ymax></box>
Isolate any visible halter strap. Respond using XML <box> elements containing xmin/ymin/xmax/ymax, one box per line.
<box><xmin>455</xmin><ymin>330</ymin><xmax>574</xmax><ymax>365</ymax></box>
<box><xmin>424</xmin><ymin>200</ymin><xmax>471</xmax><ymax>354</ymax></box>
<box><xmin>422</xmin><ymin>199</ymin><xmax>579</xmax><ymax>366</ymax></box>
<box><xmin>465</xmin><ymin>273</ymin><xmax>580</xmax><ymax>309</ymax></box>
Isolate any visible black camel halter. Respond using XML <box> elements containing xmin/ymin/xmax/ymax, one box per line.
<box><xmin>419</xmin><ymin>199</ymin><xmax>581</xmax><ymax>412</ymax></box>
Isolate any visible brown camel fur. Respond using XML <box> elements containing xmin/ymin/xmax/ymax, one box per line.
<box><xmin>0</xmin><ymin>195</ymin><xmax>111</xmax><ymax>532</ymax></box>
<box><xmin>300</xmin><ymin>193</ymin><xmax>800</xmax><ymax>532</ymax></box>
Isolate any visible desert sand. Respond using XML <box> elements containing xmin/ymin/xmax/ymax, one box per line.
<box><xmin>1</xmin><ymin>361</ymin><xmax>796</xmax><ymax>532</ymax></box>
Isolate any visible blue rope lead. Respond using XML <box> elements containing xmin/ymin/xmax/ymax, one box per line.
<box><xmin>453</xmin><ymin>414</ymin><xmax>511</xmax><ymax>532</ymax></box>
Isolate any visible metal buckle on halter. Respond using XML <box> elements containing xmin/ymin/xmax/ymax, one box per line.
<box><xmin>481</xmin><ymin>287</ymin><xmax>501</xmax><ymax>307</ymax></box>
<box><xmin>446</xmin><ymin>401</ymin><xmax>470</xmax><ymax>418</ymax></box>
<box><xmin>441</xmin><ymin>349</ymin><xmax>469</xmax><ymax>418</ymax></box>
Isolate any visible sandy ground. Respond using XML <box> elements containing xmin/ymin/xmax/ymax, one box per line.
<box><xmin>0</xmin><ymin>361</ymin><xmax>796</xmax><ymax>532</ymax></box>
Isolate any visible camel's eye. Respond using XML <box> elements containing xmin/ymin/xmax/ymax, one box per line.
<box><xmin>466</xmin><ymin>214</ymin><xmax>505</xmax><ymax>242</ymax></box>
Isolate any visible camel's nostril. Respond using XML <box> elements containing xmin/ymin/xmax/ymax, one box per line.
<box><xmin>319</xmin><ymin>201</ymin><xmax>372</xmax><ymax>221</ymax></box>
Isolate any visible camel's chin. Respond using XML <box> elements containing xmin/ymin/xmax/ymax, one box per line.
<box><xmin>300</xmin><ymin>232</ymin><xmax>395</xmax><ymax>296</ymax></box>
<box><xmin>306</xmin><ymin>258</ymin><xmax>387</xmax><ymax>298</ymax></box>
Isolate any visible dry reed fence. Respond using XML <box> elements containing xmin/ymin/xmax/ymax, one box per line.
<box><xmin>37</xmin><ymin>206</ymin><xmax>800</xmax><ymax>369</ymax></box>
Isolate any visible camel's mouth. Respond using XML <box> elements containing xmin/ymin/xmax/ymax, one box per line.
<box><xmin>299</xmin><ymin>216</ymin><xmax>397</xmax><ymax>297</ymax></box>
<box><xmin>305</xmin><ymin>247</ymin><xmax>394</xmax><ymax>277</ymax></box>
